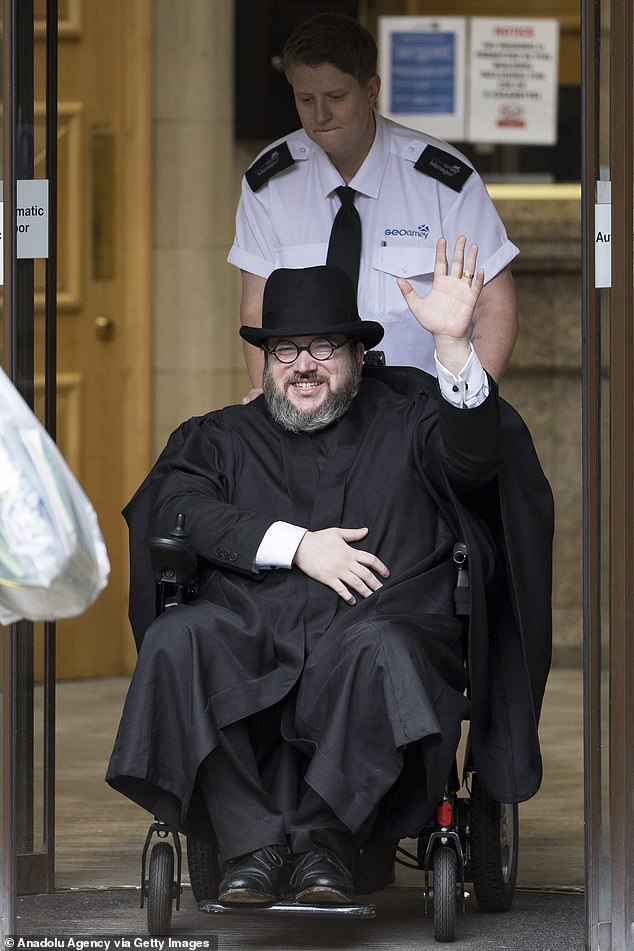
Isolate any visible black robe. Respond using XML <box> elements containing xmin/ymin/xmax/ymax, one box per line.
<box><xmin>106</xmin><ymin>372</ymin><xmax>553</xmax><ymax>843</ymax></box>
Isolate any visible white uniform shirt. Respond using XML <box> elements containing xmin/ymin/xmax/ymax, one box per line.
<box><xmin>228</xmin><ymin>114</ymin><xmax>519</xmax><ymax>374</ymax></box>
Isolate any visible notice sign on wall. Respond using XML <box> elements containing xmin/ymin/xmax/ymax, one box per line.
<box><xmin>467</xmin><ymin>18</ymin><xmax>559</xmax><ymax>144</ymax></box>
<box><xmin>379</xmin><ymin>17</ymin><xmax>467</xmax><ymax>141</ymax></box>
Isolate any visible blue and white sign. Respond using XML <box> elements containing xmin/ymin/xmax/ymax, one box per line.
<box><xmin>379</xmin><ymin>17</ymin><xmax>467</xmax><ymax>141</ymax></box>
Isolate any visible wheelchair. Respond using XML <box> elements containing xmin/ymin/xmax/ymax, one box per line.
<box><xmin>138</xmin><ymin>511</ymin><xmax>519</xmax><ymax>943</ymax></box>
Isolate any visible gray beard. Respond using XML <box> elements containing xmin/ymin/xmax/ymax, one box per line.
<box><xmin>263</xmin><ymin>360</ymin><xmax>362</xmax><ymax>433</ymax></box>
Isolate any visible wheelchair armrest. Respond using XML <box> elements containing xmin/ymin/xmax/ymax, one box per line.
<box><xmin>149</xmin><ymin>513</ymin><xmax>199</xmax><ymax>614</ymax></box>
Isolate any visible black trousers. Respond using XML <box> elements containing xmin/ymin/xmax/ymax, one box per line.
<box><xmin>198</xmin><ymin>701</ymin><xmax>375</xmax><ymax>865</ymax></box>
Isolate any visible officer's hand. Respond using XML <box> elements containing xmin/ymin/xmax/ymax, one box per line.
<box><xmin>242</xmin><ymin>387</ymin><xmax>263</xmax><ymax>404</ymax></box>
<box><xmin>294</xmin><ymin>527</ymin><xmax>390</xmax><ymax>605</ymax></box>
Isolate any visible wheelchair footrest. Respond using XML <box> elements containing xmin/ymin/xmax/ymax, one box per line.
<box><xmin>198</xmin><ymin>899</ymin><xmax>376</xmax><ymax>918</ymax></box>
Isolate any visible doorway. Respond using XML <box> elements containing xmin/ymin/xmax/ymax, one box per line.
<box><xmin>2</xmin><ymin>0</ymin><xmax>633</xmax><ymax>947</ymax></box>
<box><xmin>0</xmin><ymin>0</ymin><xmax>151</xmax><ymax>933</ymax></box>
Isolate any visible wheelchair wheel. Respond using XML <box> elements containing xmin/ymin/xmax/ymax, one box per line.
<box><xmin>186</xmin><ymin>835</ymin><xmax>221</xmax><ymax>902</ymax></box>
<box><xmin>469</xmin><ymin>775</ymin><xmax>518</xmax><ymax>912</ymax></box>
<box><xmin>147</xmin><ymin>841</ymin><xmax>175</xmax><ymax>936</ymax></box>
<box><xmin>433</xmin><ymin>845</ymin><xmax>457</xmax><ymax>942</ymax></box>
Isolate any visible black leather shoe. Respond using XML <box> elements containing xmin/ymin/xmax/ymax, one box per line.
<box><xmin>291</xmin><ymin>847</ymin><xmax>354</xmax><ymax>904</ymax></box>
<box><xmin>219</xmin><ymin>845</ymin><xmax>291</xmax><ymax>904</ymax></box>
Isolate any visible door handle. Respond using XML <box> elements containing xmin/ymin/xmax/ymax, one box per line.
<box><xmin>95</xmin><ymin>316</ymin><xmax>115</xmax><ymax>340</ymax></box>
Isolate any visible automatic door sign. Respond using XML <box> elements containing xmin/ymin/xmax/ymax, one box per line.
<box><xmin>0</xmin><ymin>179</ymin><xmax>49</xmax><ymax>284</ymax></box>
<box><xmin>594</xmin><ymin>202</ymin><xmax>611</xmax><ymax>289</ymax></box>
<box><xmin>467</xmin><ymin>18</ymin><xmax>559</xmax><ymax>144</ymax></box>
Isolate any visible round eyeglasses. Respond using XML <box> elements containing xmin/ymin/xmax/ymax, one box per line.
<box><xmin>262</xmin><ymin>337</ymin><xmax>350</xmax><ymax>364</ymax></box>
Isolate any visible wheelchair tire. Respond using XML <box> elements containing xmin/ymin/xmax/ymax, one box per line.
<box><xmin>146</xmin><ymin>841</ymin><xmax>175</xmax><ymax>936</ymax></box>
<box><xmin>186</xmin><ymin>836</ymin><xmax>221</xmax><ymax>902</ymax></box>
<box><xmin>433</xmin><ymin>845</ymin><xmax>457</xmax><ymax>943</ymax></box>
<box><xmin>469</xmin><ymin>775</ymin><xmax>518</xmax><ymax>912</ymax></box>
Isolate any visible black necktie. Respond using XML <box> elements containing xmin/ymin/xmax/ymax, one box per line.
<box><xmin>326</xmin><ymin>186</ymin><xmax>362</xmax><ymax>290</ymax></box>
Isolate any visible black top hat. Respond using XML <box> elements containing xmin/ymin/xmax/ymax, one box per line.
<box><xmin>239</xmin><ymin>266</ymin><xmax>384</xmax><ymax>350</ymax></box>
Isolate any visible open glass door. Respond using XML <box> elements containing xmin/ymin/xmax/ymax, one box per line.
<box><xmin>1</xmin><ymin>0</ymin><xmax>58</xmax><ymax>937</ymax></box>
<box><xmin>583</xmin><ymin>0</ymin><xmax>634</xmax><ymax>946</ymax></box>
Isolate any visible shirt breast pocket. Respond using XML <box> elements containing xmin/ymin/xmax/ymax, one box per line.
<box><xmin>369</xmin><ymin>246</ymin><xmax>436</xmax><ymax>318</ymax></box>
<box><xmin>275</xmin><ymin>244</ymin><xmax>328</xmax><ymax>269</ymax></box>
<box><xmin>371</xmin><ymin>245</ymin><xmax>436</xmax><ymax>280</ymax></box>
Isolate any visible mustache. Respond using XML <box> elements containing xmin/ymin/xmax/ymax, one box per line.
<box><xmin>286</xmin><ymin>371</ymin><xmax>326</xmax><ymax>386</ymax></box>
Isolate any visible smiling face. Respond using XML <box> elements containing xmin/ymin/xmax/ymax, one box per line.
<box><xmin>262</xmin><ymin>334</ymin><xmax>364</xmax><ymax>432</ymax></box>
<box><xmin>287</xmin><ymin>63</ymin><xmax>380</xmax><ymax>177</ymax></box>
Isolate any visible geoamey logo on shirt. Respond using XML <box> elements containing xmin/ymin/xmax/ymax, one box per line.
<box><xmin>384</xmin><ymin>224</ymin><xmax>430</xmax><ymax>239</ymax></box>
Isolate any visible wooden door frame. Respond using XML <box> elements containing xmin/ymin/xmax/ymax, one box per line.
<box><xmin>606</xmin><ymin>0</ymin><xmax>634</xmax><ymax>940</ymax></box>
<box><xmin>583</xmin><ymin>0</ymin><xmax>634</xmax><ymax>944</ymax></box>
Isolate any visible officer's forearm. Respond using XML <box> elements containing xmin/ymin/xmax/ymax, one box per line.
<box><xmin>470</xmin><ymin>267</ymin><xmax>518</xmax><ymax>381</ymax></box>
<box><xmin>240</xmin><ymin>270</ymin><xmax>266</xmax><ymax>388</ymax></box>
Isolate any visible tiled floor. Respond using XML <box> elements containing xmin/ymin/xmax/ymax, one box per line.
<box><xmin>53</xmin><ymin>666</ymin><xmax>583</xmax><ymax>891</ymax></box>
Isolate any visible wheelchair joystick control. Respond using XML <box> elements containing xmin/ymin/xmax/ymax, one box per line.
<box><xmin>149</xmin><ymin>513</ymin><xmax>198</xmax><ymax>612</ymax></box>
<box><xmin>170</xmin><ymin>513</ymin><xmax>188</xmax><ymax>540</ymax></box>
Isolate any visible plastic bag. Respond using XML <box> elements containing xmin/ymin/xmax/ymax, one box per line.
<box><xmin>0</xmin><ymin>368</ymin><xmax>110</xmax><ymax>623</ymax></box>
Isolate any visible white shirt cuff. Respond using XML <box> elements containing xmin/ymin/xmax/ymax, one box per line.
<box><xmin>435</xmin><ymin>345</ymin><xmax>489</xmax><ymax>409</ymax></box>
<box><xmin>254</xmin><ymin>521</ymin><xmax>308</xmax><ymax>570</ymax></box>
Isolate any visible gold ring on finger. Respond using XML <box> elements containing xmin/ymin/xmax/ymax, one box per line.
<box><xmin>462</xmin><ymin>271</ymin><xmax>474</xmax><ymax>281</ymax></box>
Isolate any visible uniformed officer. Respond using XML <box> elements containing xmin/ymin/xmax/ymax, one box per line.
<box><xmin>228</xmin><ymin>13</ymin><xmax>519</xmax><ymax>392</ymax></box>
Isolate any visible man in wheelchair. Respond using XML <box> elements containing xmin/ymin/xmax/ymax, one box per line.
<box><xmin>107</xmin><ymin>237</ymin><xmax>553</xmax><ymax>908</ymax></box>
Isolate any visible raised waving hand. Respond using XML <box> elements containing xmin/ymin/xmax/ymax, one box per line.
<box><xmin>398</xmin><ymin>236</ymin><xmax>484</xmax><ymax>375</ymax></box>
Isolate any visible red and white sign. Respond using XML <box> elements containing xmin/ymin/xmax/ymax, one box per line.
<box><xmin>467</xmin><ymin>18</ymin><xmax>559</xmax><ymax>144</ymax></box>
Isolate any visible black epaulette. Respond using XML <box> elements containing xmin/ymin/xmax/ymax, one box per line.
<box><xmin>414</xmin><ymin>145</ymin><xmax>473</xmax><ymax>193</ymax></box>
<box><xmin>245</xmin><ymin>142</ymin><xmax>295</xmax><ymax>192</ymax></box>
